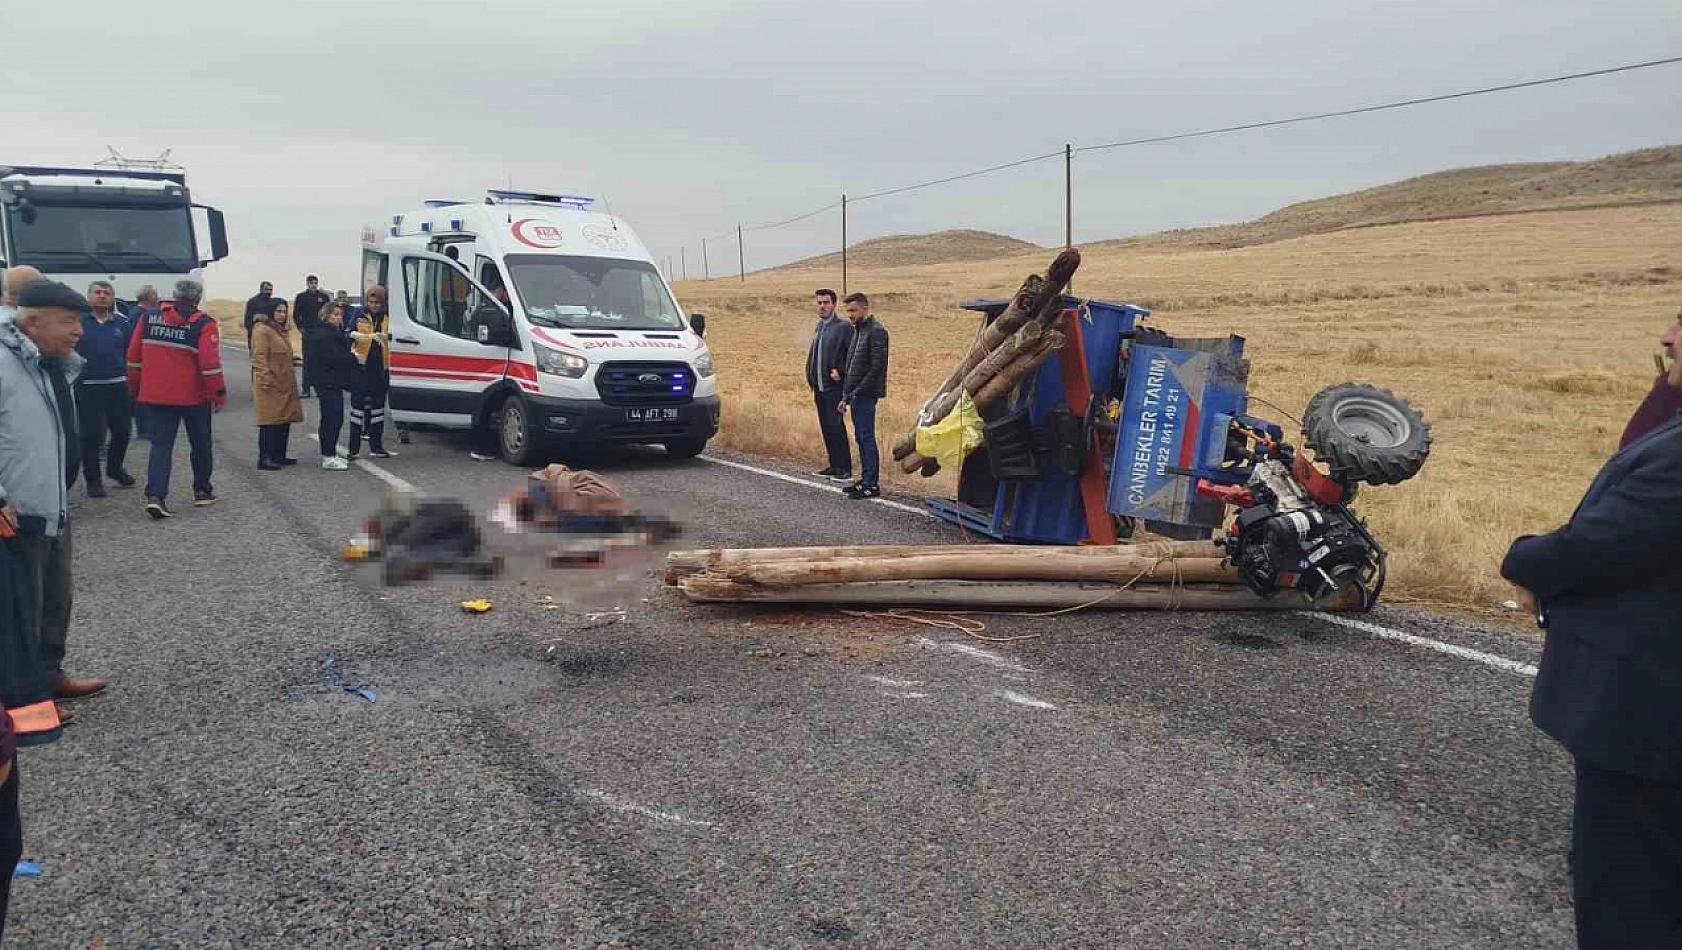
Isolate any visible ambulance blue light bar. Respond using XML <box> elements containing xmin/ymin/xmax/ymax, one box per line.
<box><xmin>487</xmin><ymin>189</ymin><xmax>594</xmax><ymax>211</ymax></box>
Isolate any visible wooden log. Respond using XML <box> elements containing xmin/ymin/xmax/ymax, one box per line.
<box><xmin>717</xmin><ymin>550</ymin><xmax>1236</xmax><ymax>588</ymax></box>
<box><xmin>678</xmin><ymin>577</ymin><xmax>1363</xmax><ymax>612</ymax></box>
<box><xmin>891</xmin><ymin>249</ymin><xmax>1078</xmax><ymax>460</ymax></box>
<box><xmin>971</xmin><ymin>330</ymin><xmax>1065</xmax><ymax>409</ymax></box>
<box><xmin>891</xmin><ymin>275</ymin><xmax>1044</xmax><ymax>462</ymax></box>
<box><xmin>663</xmin><ymin>540</ymin><xmax>1226</xmax><ymax>584</ymax></box>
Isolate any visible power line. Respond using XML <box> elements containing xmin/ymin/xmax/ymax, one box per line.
<box><xmin>853</xmin><ymin>149</ymin><xmax>1066</xmax><ymax>203</ymax></box>
<box><xmin>685</xmin><ymin>54</ymin><xmax>1682</xmax><ymax>266</ymax></box>
<box><xmin>1077</xmin><ymin>55</ymin><xmax>1682</xmax><ymax>154</ymax></box>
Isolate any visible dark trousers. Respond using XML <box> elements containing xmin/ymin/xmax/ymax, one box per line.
<box><xmin>259</xmin><ymin>424</ymin><xmax>292</xmax><ymax>462</ymax></box>
<box><xmin>1</xmin><ymin>757</ymin><xmax>20</xmax><ymax>942</ymax></box>
<box><xmin>1571</xmin><ymin>756</ymin><xmax>1682</xmax><ymax>947</ymax></box>
<box><xmin>75</xmin><ymin>382</ymin><xmax>132</xmax><ymax>485</ymax></box>
<box><xmin>814</xmin><ymin>388</ymin><xmax>851</xmax><ymax>473</ymax></box>
<box><xmin>145</xmin><ymin>403</ymin><xmax>214</xmax><ymax>499</ymax></box>
<box><xmin>0</xmin><ymin>540</ymin><xmax>48</xmax><ymax>710</ymax></box>
<box><xmin>318</xmin><ymin>388</ymin><xmax>345</xmax><ymax>457</ymax></box>
<box><xmin>347</xmin><ymin>375</ymin><xmax>389</xmax><ymax>456</ymax></box>
<box><xmin>4</xmin><ymin>531</ymin><xmax>72</xmax><ymax>699</ymax></box>
<box><xmin>298</xmin><ymin>336</ymin><xmax>315</xmax><ymax>396</ymax></box>
<box><xmin>850</xmin><ymin>396</ymin><xmax>879</xmax><ymax>487</ymax></box>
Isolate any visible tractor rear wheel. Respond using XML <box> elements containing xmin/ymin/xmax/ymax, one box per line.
<box><xmin>1301</xmin><ymin>384</ymin><xmax>1431</xmax><ymax>486</ymax></box>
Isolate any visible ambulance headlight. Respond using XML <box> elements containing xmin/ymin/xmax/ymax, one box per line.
<box><xmin>693</xmin><ymin>349</ymin><xmax>715</xmax><ymax>379</ymax></box>
<box><xmin>534</xmin><ymin>343</ymin><xmax>587</xmax><ymax>378</ymax></box>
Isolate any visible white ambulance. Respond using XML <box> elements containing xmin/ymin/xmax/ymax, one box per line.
<box><xmin>362</xmin><ymin>189</ymin><xmax>718</xmax><ymax>464</ymax></box>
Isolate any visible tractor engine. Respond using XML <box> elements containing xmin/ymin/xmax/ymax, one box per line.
<box><xmin>1227</xmin><ymin>460</ymin><xmax>1379</xmax><ymax>603</ymax></box>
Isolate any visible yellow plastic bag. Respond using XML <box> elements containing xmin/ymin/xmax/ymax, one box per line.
<box><xmin>915</xmin><ymin>393</ymin><xmax>986</xmax><ymax>469</ymax></box>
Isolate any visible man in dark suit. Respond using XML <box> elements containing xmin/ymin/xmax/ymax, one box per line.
<box><xmin>1501</xmin><ymin>313</ymin><xmax>1682</xmax><ymax>948</ymax></box>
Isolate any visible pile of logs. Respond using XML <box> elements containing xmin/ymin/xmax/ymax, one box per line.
<box><xmin>890</xmin><ymin>248</ymin><xmax>1083</xmax><ymax>478</ymax></box>
<box><xmin>665</xmin><ymin>542</ymin><xmax>1364</xmax><ymax>612</ymax></box>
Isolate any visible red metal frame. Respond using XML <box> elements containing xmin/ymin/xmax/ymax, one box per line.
<box><xmin>1054</xmin><ymin>309</ymin><xmax>1119</xmax><ymax>545</ymax></box>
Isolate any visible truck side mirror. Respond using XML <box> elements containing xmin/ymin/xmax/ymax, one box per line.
<box><xmin>690</xmin><ymin>313</ymin><xmax>706</xmax><ymax>339</ymax></box>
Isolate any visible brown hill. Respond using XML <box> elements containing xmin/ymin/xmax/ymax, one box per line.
<box><xmin>776</xmin><ymin>229</ymin><xmax>1040</xmax><ymax>271</ymax></box>
<box><xmin>1101</xmin><ymin>144</ymin><xmax>1682</xmax><ymax>251</ymax></box>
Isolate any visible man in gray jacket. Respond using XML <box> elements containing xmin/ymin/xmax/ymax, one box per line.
<box><xmin>805</xmin><ymin>289</ymin><xmax>854</xmax><ymax>481</ymax></box>
<box><xmin>0</xmin><ymin>273</ymin><xmax>107</xmax><ymax>731</ymax></box>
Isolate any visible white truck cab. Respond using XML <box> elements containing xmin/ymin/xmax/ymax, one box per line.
<box><xmin>364</xmin><ymin>190</ymin><xmax>718</xmax><ymax>464</ymax></box>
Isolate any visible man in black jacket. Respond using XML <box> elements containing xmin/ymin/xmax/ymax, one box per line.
<box><xmin>293</xmin><ymin>275</ymin><xmax>331</xmax><ymax>398</ymax></box>
<box><xmin>838</xmin><ymin>292</ymin><xmax>888</xmax><ymax>499</ymax></box>
<box><xmin>242</xmin><ymin>281</ymin><xmax>274</xmax><ymax>334</ymax></box>
<box><xmin>1501</xmin><ymin>336</ymin><xmax>1682</xmax><ymax>947</ymax></box>
<box><xmin>805</xmin><ymin>289</ymin><xmax>854</xmax><ymax>481</ymax></box>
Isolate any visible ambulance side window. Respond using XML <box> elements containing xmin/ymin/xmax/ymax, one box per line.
<box><xmin>401</xmin><ymin>259</ymin><xmax>443</xmax><ymax>332</ymax></box>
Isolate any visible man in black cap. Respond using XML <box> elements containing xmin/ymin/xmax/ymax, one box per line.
<box><xmin>293</xmin><ymin>275</ymin><xmax>330</xmax><ymax>398</ymax></box>
<box><xmin>0</xmin><ymin>278</ymin><xmax>108</xmax><ymax>733</ymax></box>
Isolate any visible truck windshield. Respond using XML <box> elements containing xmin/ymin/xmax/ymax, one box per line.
<box><xmin>505</xmin><ymin>254</ymin><xmax>683</xmax><ymax>331</ymax></box>
<box><xmin>3</xmin><ymin>203</ymin><xmax>196</xmax><ymax>273</ymax></box>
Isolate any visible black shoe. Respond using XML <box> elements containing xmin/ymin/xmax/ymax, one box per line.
<box><xmin>841</xmin><ymin>482</ymin><xmax>863</xmax><ymax>497</ymax></box>
<box><xmin>110</xmin><ymin>469</ymin><xmax>137</xmax><ymax>488</ymax></box>
<box><xmin>145</xmin><ymin>497</ymin><xmax>173</xmax><ymax>520</ymax></box>
<box><xmin>826</xmin><ymin>470</ymin><xmax>853</xmax><ymax>483</ymax></box>
<box><xmin>258</xmin><ymin>458</ymin><xmax>283</xmax><ymax>471</ymax></box>
<box><xmin>193</xmin><ymin>491</ymin><xmax>217</xmax><ymax>507</ymax></box>
<box><xmin>86</xmin><ymin>482</ymin><xmax>108</xmax><ymax>499</ymax></box>
<box><xmin>813</xmin><ymin>467</ymin><xmax>839</xmax><ymax>478</ymax></box>
<box><xmin>848</xmin><ymin>483</ymin><xmax>881</xmax><ymax>500</ymax></box>
<box><xmin>277</xmin><ymin>457</ymin><xmax>299</xmax><ymax>467</ymax></box>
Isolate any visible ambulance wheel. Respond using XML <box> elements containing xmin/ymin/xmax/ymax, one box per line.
<box><xmin>498</xmin><ymin>396</ymin><xmax>540</xmax><ymax>466</ymax></box>
<box><xmin>1301</xmin><ymin>384</ymin><xmax>1431</xmax><ymax>486</ymax></box>
<box><xmin>664</xmin><ymin>437</ymin><xmax>707</xmax><ymax>460</ymax></box>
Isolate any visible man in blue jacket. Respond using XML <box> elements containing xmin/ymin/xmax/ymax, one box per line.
<box><xmin>73</xmin><ymin>280</ymin><xmax>136</xmax><ymax>497</ymax></box>
<box><xmin>1501</xmin><ymin>315</ymin><xmax>1682</xmax><ymax>947</ymax></box>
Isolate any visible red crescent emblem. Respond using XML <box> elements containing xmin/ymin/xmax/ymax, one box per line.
<box><xmin>512</xmin><ymin>218</ymin><xmax>564</xmax><ymax>249</ymax></box>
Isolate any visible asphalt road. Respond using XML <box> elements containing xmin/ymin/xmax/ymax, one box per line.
<box><xmin>7</xmin><ymin>351</ymin><xmax>1575</xmax><ymax>949</ymax></box>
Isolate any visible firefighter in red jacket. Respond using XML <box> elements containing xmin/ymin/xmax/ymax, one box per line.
<box><xmin>126</xmin><ymin>278</ymin><xmax>227</xmax><ymax>519</ymax></box>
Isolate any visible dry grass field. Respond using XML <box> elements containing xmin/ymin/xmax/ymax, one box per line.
<box><xmin>675</xmin><ymin>200</ymin><xmax>1680</xmax><ymax>616</ymax></box>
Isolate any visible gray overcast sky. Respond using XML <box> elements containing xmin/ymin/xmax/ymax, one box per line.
<box><xmin>4</xmin><ymin>0</ymin><xmax>1678</xmax><ymax>297</ymax></box>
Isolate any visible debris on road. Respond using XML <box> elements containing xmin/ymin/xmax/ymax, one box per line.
<box><xmin>13</xmin><ymin>860</ymin><xmax>41</xmax><ymax>878</ymax></box>
<box><xmin>459</xmin><ymin>599</ymin><xmax>494</xmax><ymax>614</ymax></box>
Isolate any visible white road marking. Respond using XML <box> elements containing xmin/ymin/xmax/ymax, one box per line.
<box><xmin>578</xmin><ymin>788</ymin><xmax>714</xmax><ymax>828</ymax></box>
<box><xmin>864</xmin><ymin>675</ymin><xmax>924</xmax><ymax>688</ymax></box>
<box><xmin>917</xmin><ymin>638</ymin><xmax>1032</xmax><ymax>673</ymax></box>
<box><xmin>997</xmin><ymin>690</ymin><xmax>1058</xmax><ymax>711</ymax></box>
<box><xmin>1307</xmin><ymin>613</ymin><xmax>1538</xmax><ymax>678</ymax></box>
<box><xmin>699</xmin><ymin>455</ymin><xmax>932</xmax><ymax>518</ymax></box>
<box><xmin>305</xmin><ymin>434</ymin><xmax>416</xmax><ymax>493</ymax></box>
<box><xmin>881</xmin><ymin>691</ymin><xmax>931</xmax><ymax>700</ymax></box>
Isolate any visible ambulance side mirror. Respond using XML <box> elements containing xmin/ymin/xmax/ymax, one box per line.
<box><xmin>689</xmin><ymin>313</ymin><xmax>706</xmax><ymax>339</ymax></box>
<box><xmin>475</xmin><ymin>302</ymin><xmax>515</xmax><ymax>347</ymax></box>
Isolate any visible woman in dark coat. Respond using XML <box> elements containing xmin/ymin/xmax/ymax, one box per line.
<box><xmin>305</xmin><ymin>302</ymin><xmax>360</xmax><ymax>470</ymax></box>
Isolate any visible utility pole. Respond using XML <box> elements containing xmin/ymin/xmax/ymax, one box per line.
<box><xmin>1064</xmin><ymin>143</ymin><xmax>1073</xmax><ymax>250</ymax></box>
<box><xmin>702</xmin><ymin>238</ymin><xmax>710</xmax><ymax>280</ymax></box>
<box><xmin>681</xmin><ymin>247</ymin><xmax>687</xmax><ymax>281</ymax></box>
<box><xmin>737</xmin><ymin>225</ymin><xmax>745</xmax><ymax>283</ymax></box>
<box><xmin>841</xmin><ymin>193</ymin><xmax>848</xmax><ymax>296</ymax></box>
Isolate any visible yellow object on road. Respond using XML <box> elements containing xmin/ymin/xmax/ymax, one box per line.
<box><xmin>915</xmin><ymin>393</ymin><xmax>986</xmax><ymax>470</ymax></box>
<box><xmin>459</xmin><ymin>599</ymin><xmax>493</xmax><ymax>614</ymax></box>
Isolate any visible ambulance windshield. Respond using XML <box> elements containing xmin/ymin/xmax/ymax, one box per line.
<box><xmin>505</xmin><ymin>254</ymin><xmax>683</xmax><ymax>331</ymax></box>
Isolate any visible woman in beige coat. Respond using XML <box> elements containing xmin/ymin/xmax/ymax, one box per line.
<box><xmin>251</xmin><ymin>300</ymin><xmax>304</xmax><ymax>470</ymax></box>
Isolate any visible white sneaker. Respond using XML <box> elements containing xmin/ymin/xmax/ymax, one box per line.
<box><xmin>321</xmin><ymin>456</ymin><xmax>350</xmax><ymax>471</ymax></box>
<box><xmin>469</xmin><ymin>451</ymin><xmax>497</xmax><ymax>461</ymax></box>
